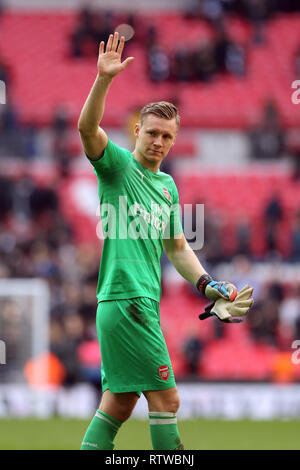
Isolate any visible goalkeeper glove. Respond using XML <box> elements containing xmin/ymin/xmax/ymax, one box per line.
<box><xmin>199</xmin><ymin>284</ymin><xmax>254</xmax><ymax>323</ymax></box>
<box><xmin>196</xmin><ymin>274</ymin><xmax>237</xmax><ymax>302</ymax></box>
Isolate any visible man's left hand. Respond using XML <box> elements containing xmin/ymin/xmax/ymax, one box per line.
<box><xmin>197</xmin><ymin>274</ymin><xmax>237</xmax><ymax>302</ymax></box>
<box><xmin>199</xmin><ymin>284</ymin><xmax>254</xmax><ymax>323</ymax></box>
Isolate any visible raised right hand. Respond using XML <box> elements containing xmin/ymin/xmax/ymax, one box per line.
<box><xmin>97</xmin><ymin>32</ymin><xmax>134</xmax><ymax>79</ymax></box>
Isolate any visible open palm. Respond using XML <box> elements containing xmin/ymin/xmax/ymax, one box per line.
<box><xmin>98</xmin><ymin>32</ymin><xmax>134</xmax><ymax>78</ymax></box>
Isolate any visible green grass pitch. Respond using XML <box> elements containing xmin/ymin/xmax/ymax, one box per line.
<box><xmin>0</xmin><ymin>418</ymin><xmax>299</xmax><ymax>450</ymax></box>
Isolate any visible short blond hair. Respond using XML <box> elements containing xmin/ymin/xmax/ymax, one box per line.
<box><xmin>140</xmin><ymin>101</ymin><xmax>180</xmax><ymax>129</ymax></box>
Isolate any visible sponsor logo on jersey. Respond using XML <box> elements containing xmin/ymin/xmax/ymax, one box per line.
<box><xmin>163</xmin><ymin>187</ymin><xmax>171</xmax><ymax>201</ymax></box>
<box><xmin>158</xmin><ymin>364</ymin><xmax>169</xmax><ymax>381</ymax></box>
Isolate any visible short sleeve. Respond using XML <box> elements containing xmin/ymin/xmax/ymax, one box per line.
<box><xmin>87</xmin><ymin>139</ymin><xmax>130</xmax><ymax>174</ymax></box>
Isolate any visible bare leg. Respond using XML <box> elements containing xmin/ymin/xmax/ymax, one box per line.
<box><xmin>99</xmin><ymin>389</ymin><xmax>140</xmax><ymax>422</ymax></box>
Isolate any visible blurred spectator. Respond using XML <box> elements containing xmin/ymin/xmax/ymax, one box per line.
<box><xmin>248</xmin><ymin>287</ymin><xmax>279</xmax><ymax>345</ymax></box>
<box><xmin>264</xmin><ymin>98</ymin><xmax>282</xmax><ymax>129</ymax></box>
<box><xmin>71</xmin><ymin>8</ymin><xmax>115</xmax><ymax>58</ymax></box>
<box><xmin>193</xmin><ymin>41</ymin><xmax>217</xmax><ymax>82</ymax></box>
<box><xmin>235</xmin><ymin>215</ymin><xmax>251</xmax><ymax>256</ymax></box>
<box><xmin>272</xmin><ymin>0</ymin><xmax>300</xmax><ymax>13</ymax></box>
<box><xmin>249</xmin><ymin>118</ymin><xmax>285</xmax><ymax>160</ymax></box>
<box><xmin>242</xmin><ymin>0</ymin><xmax>270</xmax><ymax>45</ymax></box>
<box><xmin>295</xmin><ymin>44</ymin><xmax>300</xmax><ymax>77</ymax></box>
<box><xmin>29</xmin><ymin>184</ymin><xmax>58</xmax><ymax>218</ymax></box>
<box><xmin>201</xmin><ymin>0</ymin><xmax>225</xmax><ymax>29</ymax></box>
<box><xmin>263</xmin><ymin>192</ymin><xmax>283</xmax><ymax>253</ymax></box>
<box><xmin>0</xmin><ymin>101</ymin><xmax>21</xmax><ymax>157</ymax></box>
<box><xmin>30</xmin><ymin>240</ymin><xmax>60</xmax><ymax>280</ymax></box>
<box><xmin>0</xmin><ymin>98</ymin><xmax>37</xmax><ymax>159</ymax></box>
<box><xmin>148</xmin><ymin>45</ymin><xmax>170</xmax><ymax>82</ymax></box>
<box><xmin>212</xmin><ymin>26</ymin><xmax>246</xmax><ymax>77</ymax></box>
<box><xmin>264</xmin><ymin>193</ymin><xmax>283</xmax><ymax>226</ymax></box>
<box><xmin>21</xmin><ymin>123</ymin><xmax>38</xmax><ymax>159</ymax></box>
<box><xmin>201</xmin><ymin>208</ymin><xmax>225</xmax><ymax>265</ymax></box>
<box><xmin>0</xmin><ymin>299</ymin><xmax>32</xmax><ymax>382</ymax></box>
<box><xmin>278</xmin><ymin>286</ymin><xmax>300</xmax><ymax>348</ymax></box>
<box><xmin>0</xmin><ymin>1</ymin><xmax>5</xmax><ymax>21</ymax></box>
<box><xmin>225</xmin><ymin>42</ymin><xmax>246</xmax><ymax>76</ymax></box>
<box><xmin>0</xmin><ymin>176</ymin><xmax>14</xmax><ymax>221</ymax></box>
<box><xmin>80</xmin><ymin>281</ymin><xmax>98</xmax><ymax>314</ymax></box>
<box><xmin>0</xmin><ymin>57</ymin><xmax>10</xmax><ymax>88</ymax></box>
<box><xmin>292</xmin><ymin>150</ymin><xmax>300</xmax><ymax>181</ymax></box>
<box><xmin>91</xmin><ymin>10</ymin><xmax>114</xmax><ymax>45</ymax></box>
<box><xmin>248</xmin><ymin>99</ymin><xmax>286</xmax><ymax>160</ymax></box>
<box><xmin>144</xmin><ymin>25</ymin><xmax>158</xmax><ymax>51</ymax></box>
<box><xmin>173</xmin><ymin>46</ymin><xmax>194</xmax><ymax>81</ymax></box>
<box><xmin>185</xmin><ymin>0</ymin><xmax>225</xmax><ymax>28</ymax></box>
<box><xmin>214</xmin><ymin>29</ymin><xmax>231</xmax><ymax>74</ymax></box>
<box><xmin>51</xmin><ymin>313</ymin><xmax>85</xmax><ymax>386</ymax></box>
<box><xmin>70</xmin><ymin>7</ymin><xmax>96</xmax><ymax>58</ymax></box>
<box><xmin>183</xmin><ymin>335</ymin><xmax>203</xmax><ymax>375</ymax></box>
<box><xmin>290</xmin><ymin>211</ymin><xmax>300</xmax><ymax>261</ymax></box>
<box><xmin>51</xmin><ymin>106</ymin><xmax>73</xmax><ymax>177</ymax></box>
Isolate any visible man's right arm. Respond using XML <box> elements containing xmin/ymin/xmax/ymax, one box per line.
<box><xmin>78</xmin><ymin>75</ymin><xmax>111</xmax><ymax>160</ymax></box>
<box><xmin>78</xmin><ymin>32</ymin><xmax>134</xmax><ymax>161</ymax></box>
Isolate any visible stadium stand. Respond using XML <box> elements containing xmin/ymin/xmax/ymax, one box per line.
<box><xmin>0</xmin><ymin>12</ymin><xmax>299</xmax><ymax>128</ymax></box>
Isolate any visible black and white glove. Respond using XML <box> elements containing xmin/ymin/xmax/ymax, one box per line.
<box><xmin>199</xmin><ymin>285</ymin><xmax>254</xmax><ymax>323</ymax></box>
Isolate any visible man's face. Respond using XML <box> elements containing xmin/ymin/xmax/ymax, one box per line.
<box><xmin>134</xmin><ymin>114</ymin><xmax>177</xmax><ymax>168</ymax></box>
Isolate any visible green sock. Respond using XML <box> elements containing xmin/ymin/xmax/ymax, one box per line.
<box><xmin>81</xmin><ymin>409</ymin><xmax>122</xmax><ymax>450</ymax></box>
<box><xmin>149</xmin><ymin>411</ymin><xmax>184</xmax><ymax>450</ymax></box>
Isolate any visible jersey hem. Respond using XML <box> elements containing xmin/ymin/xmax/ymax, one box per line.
<box><xmin>102</xmin><ymin>381</ymin><xmax>177</xmax><ymax>394</ymax></box>
<box><xmin>97</xmin><ymin>292</ymin><xmax>160</xmax><ymax>303</ymax></box>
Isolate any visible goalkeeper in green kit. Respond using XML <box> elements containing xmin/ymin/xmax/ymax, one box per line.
<box><xmin>78</xmin><ymin>32</ymin><xmax>253</xmax><ymax>450</ymax></box>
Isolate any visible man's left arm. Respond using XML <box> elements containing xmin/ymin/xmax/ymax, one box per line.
<box><xmin>163</xmin><ymin>232</ymin><xmax>237</xmax><ymax>302</ymax></box>
<box><xmin>163</xmin><ymin>232</ymin><xmax>206</xmax><ymax>286</ymax></box>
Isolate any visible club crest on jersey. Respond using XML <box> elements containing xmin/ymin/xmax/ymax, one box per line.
<box><xmin>163</xmin><ymin>187</ymin><xmax>171</xmax><ymax>201</ymax></box>
<box><xmin>158</xmin><ymin>365</ymin><xmax>169</xmax><ymax>381</ymax></box>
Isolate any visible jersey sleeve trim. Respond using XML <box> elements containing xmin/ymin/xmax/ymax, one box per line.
<box><xmin>85</xmin><ymin>150</ymin><xmax>105</xmax><ymax>162</ymax></box>
<box><xmin>86</xmin><ymin>139</ymin><xmax>130</xmax><ymax>174</ymax></box>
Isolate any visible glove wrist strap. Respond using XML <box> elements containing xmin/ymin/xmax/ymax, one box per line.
<box><xmin>196</xmin><ymin>274</ymin><xmax>213</xmax><ymax>294</ymax></box>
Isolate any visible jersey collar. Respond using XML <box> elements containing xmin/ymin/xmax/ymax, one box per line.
<box><xmin>132</xmin><ymin>154</ymin><xmax>161</xmax><ymax>179</ymax></box>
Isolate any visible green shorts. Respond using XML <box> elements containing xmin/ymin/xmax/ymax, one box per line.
<box><xmin>96</xmin><ymin>297</ymin><xmax>176</xmax><ymax>396</ymax></box>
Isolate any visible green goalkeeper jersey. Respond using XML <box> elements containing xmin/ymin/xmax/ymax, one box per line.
<box><xmin>88</xmin><ymin>139</ymin><xmax>183</xmax><ymax>303</ymax></box>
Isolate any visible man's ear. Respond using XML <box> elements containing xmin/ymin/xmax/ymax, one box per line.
<box><xmin>134</xmin><ymin>122</ymin><xmax>140</xmax><ymax>137</ymax></box>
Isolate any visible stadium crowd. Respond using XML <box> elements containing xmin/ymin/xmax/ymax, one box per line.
<box><xmin>69</xmin><ymin>2</ymin><xmax>300</xmax><ymax>84</ymax></box>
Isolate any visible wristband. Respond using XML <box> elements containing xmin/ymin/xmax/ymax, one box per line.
<box><xmin>196</xmin><ymin>274</ymin><xmax>213</xmax><ymax>294</ymax></box>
